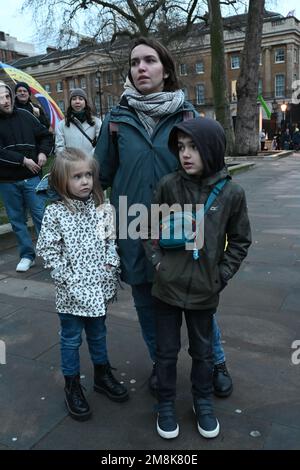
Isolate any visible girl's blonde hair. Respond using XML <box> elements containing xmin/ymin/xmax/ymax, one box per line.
<box><xmin>50</xmin><ymin>147</ymin><xmax>104</xmax><ymax>207</ymax></box>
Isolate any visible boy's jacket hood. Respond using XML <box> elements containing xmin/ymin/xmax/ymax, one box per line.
<box><xmin>168</xmin><ymin>117</ymin><xmax>226</xmax><ymax>178</ymax></box>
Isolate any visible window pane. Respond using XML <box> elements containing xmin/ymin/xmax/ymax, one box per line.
<box><xmin>196</xmin><ymin>84</ymin><xmax>205</xmax><ymax>105</ymax></box>
<box><xmin>275</xmin><ymin>74</ymin><xmax>285</xmax><ymax>97</ymax></box>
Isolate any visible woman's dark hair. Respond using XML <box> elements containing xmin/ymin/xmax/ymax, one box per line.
<box><xmin>128</xmin><ymin>37</ymin><xmax>180</xmax><ymax>92</ymax></box>
<box><xmin>65</xmin><ymin>102</ymin><xmax>95</xmax><ymax>127</ymax></box>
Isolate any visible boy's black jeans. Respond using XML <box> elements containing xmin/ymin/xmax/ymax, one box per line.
<box><xmin>154</xmin><ymin>298</ymin><xmax>215</xmax><ymax>403</ymax></box>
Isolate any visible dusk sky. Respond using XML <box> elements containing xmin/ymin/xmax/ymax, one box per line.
<box><xmin>0</xmin><ymin>0</ymin><xmax>299</xmax><ymax>54</ymax></box>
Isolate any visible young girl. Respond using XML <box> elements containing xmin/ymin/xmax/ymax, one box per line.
<box><xmin>55</xmin><ymin>88</ymin><xmax>101</xmax><ymax>157</ymax></box>
<box><xmin>37</xmin><ymin>148</ymin><xmax>128</xmax><ymax>421</ymax></box>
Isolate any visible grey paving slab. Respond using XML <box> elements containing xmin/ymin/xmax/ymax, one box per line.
<box><xmin>1</xmin><ymin>307</ymin><xmax>58</xmax><ymax>360</ymax></box>
<box><xmin>0</xmin><ymin>301</ymin><xmax>22</xmax><ymax>319</ymax></box>
<box><xmin>263</xmin><ymin>423</ymin><xmax>300</xmax><ymax>450</ymax></box>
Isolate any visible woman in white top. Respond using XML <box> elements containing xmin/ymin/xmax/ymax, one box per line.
<box><xmin>55</xmin><ymin>88</ymin><xmax>101</xmax><ymax>157</ymax></box>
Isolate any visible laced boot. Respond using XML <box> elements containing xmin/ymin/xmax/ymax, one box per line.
<box><xmin>94</xmin><ymin>363</ymin><xmax>129</xmax><ymax>402</ymax></box>
<box><xmin>213</xmin><ymin>361</ymin><xmax>233</xmax><ymax>397</ymax></box>
<box><xmin>64</xmin><ymin>374</ymin><xmax>91</xmax><ymax>421</ymax></box>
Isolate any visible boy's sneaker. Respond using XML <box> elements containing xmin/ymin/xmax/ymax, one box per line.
<box><xmin>156</xmin><ymin>401</ymin><xmax>179</xmax><ymax>439</ymax></box>
<box><xmin>16</xmin><ymin>258</ymin><xmax>35</xmax><ymax>272</ymax></box>
<box><xmin>193</xmin><ymin>399</ymin><xmax>220</xmax><ymax>439</ymax></box>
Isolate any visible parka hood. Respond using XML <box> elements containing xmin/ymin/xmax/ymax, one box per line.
<box><xmin>168</xmin><ymin>117</ymin><xmax>226</xmax><ymax>178</ymax></box>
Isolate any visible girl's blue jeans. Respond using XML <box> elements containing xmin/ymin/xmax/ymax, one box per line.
<box><xmin>58</xmin><ymin>313</ymin><xmax>108</xmax><ymax>376</ymax></box>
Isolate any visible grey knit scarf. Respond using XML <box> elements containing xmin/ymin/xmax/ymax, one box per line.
<box><xmin>123</xmin><ymin>84</ymin><xmax>185</xmax><ymax>136</ymax></box>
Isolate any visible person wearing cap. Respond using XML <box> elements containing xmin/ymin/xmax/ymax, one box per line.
<box><xmin>0</xmin><ymin>81</ymin><xmax>53</xmax><ymax>272</ymax></box>
<box><xmin>55</xmin><ymin>88</ymin><xmax>101</xmax><ymax>157</ymax></box>
<box><xmin>14</xmin><ymin>81</ymin><xmax>50</xmax><ymax>129</ymax></box>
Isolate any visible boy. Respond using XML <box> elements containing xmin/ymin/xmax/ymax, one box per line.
<box><xmin>145</xmin><ymin>117</ymin><xmax>251</xmax><ymax>439</ymax></box>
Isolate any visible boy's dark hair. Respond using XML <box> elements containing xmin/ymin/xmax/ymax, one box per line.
<box><xmin>128</xmin><ymin>37</ymin><xmax>181</xmax><ymax>92</ymax></box>
<box><xmin>168</xmin><ymin>117</ymin><xmax>227</xmax><ymax>177</ymax></box>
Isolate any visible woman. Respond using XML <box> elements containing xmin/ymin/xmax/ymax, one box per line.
<box><xmin>55</xmin><ymin>88</ymin><xmax>101</xmax><ymax>157</ymax></box>
<box><xmin>95</xmin><ymin>37</ymin><xmax>232</xmax><ymax>398</ymax></box>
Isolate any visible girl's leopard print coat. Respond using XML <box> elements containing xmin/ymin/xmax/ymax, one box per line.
<box><xmin>37</xmin><ymin>197</ymin><xmax>119</xmax><ymax>317</ymax></box>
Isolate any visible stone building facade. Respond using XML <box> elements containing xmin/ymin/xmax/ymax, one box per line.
<box><xmin>7</xmin><ymin>11</ymin><xmax>300</xmax><ymax>131</ymax></box>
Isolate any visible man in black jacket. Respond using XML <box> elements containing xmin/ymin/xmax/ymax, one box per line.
<box><xmin>0</xmin><ymin>81</ymin><xmax>53</xmax><ymax>272</ymax></box>
<box><xmin>14</xmin><ymin>81</ymin><xmax>50</xmax><ymax>130</ymax></box>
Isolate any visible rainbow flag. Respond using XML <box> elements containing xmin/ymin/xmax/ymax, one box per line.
<box><xmin>0</xmin><ymin>61</ymin><xmax>64</xmax><ymax>129</ymax></box>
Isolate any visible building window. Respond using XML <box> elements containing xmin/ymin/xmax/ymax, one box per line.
<box><xmin>44</xmin><ymin>84</ymin><xmax>51</xmax><ymax>93</ymax></box>
<box><xmin>196</xmin><ymin>84</ymin><xmax>205</xmax><ymax>105</ymax></box>
<box><xmin>68</xmin><ymin>79</ymin><xmax>75</xmax><ymax>90</ymax></box>
<box><xmin>56</xmin><ymin>81</ymin><xmax>63</xmax><ymax>92</ymax></box>
<box><xmin>258</xmin><ymin>79</ymin><xmax>263</xmax><ymax>95</ymax></box>
<box><xmin>231</xmin><ymin>55</ymin><xmax>240</xmax><ymax>69</ymax></box>
<box><xmin>179</xmin><ymin>64</ymin><xmax>187</xmax><ymax>76</ymax></box>
<box><xmin>80</xmin><ymin>77</ymin><xmax>86</xmax><ymax>89</ymax></box>
<box><xmin>104</xmin><ymin>71</ymin><xmax>112</xmax><ymax>85</ymax></box>
<box><xmin>58</xmin><ymin>100</ymin><xmax>65</xmax><ymax>113</ymax></box>
<box><xmin>275</xmin><ymin>48</ymin><xmax>285</xmax><ymax>63</ymax></box>
<box><xmin>107</xmin><ymin>95</ymin><xmax>114</xmax><ymax>110</ymax></box>
<box><xmin>275</xmin><ymin>74</ymin><xmax>285</xmax><ymax>97</ymax></box>
<box><xmin>182</xmin><ymin>87</ymin><xmax>189</xmax><ymax>100</ymax></box>
<box><xmin>195</xmin><ymin>61</ymin><xmax>204</xmax><ymax>74</ymax></box>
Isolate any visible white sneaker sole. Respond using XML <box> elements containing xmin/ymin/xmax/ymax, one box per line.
<box><xmin>157</xmin><ymin>419</ymin><xmax>179</xmax><ymax>439</ymax></box>
<box><xmin>193</xmin><ymin>406</ymin><xmax>220</xmax><ymax>439</ymax></box>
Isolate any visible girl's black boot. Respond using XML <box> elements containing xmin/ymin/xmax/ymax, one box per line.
<box><xmin>94</xmin><ymin>363</ymin><xmax>129</xmax><ymax>402</ymax></box>
<box><xmin>64</xmin><ymin>374</ymin><xmax>92</xmax><ymax>421</ymax></box>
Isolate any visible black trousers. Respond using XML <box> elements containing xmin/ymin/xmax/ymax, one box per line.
<box><xmin>154</xmin><ymin>298</ymin><xmax>215</xmax><ymax>402</ymax></box>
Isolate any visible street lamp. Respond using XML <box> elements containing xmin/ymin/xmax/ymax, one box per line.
<box><xmin>96</xmin><ymin>68</ymin><xmax>103</xmax><ymax>120</ymax></box>
<box><xmin>281</xmin><ymin>102</ymin><xmax>287</xmax><ymax>129</ymax></box>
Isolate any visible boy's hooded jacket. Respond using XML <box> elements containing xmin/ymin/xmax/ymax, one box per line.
<box><xmin>145</xmin><ymin>117</ymin><xmax>252</xmax><ymax>311</ymax></box>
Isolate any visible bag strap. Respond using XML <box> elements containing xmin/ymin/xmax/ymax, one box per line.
<box><xmin>204</xmin><ymin>178</ymin><xmax>228</xmax><ymax>214</ymax></box>
<box><xmin>71</xmin><ymin>116</ymin><xmax>95</xmax><ymax>146</ymax></box>
<box><xmin>192</xmin><ymin>178</ymin><xmax>228</xmax><ymax>261</ymax></box>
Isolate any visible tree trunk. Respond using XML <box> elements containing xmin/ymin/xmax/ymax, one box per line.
<box><xmin>208</xmin><ymin>0</ymin><xmax>235</xmax><ymax>155</ymax></box>
<box><xmin>233</xmin><ymin>0</ymin><xmax>265</xmax><ymax>155</ymax></box>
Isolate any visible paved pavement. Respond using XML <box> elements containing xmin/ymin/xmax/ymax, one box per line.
<box><xmin>0</xmin><ymin>155</ymin><xmax>300</xmax><ymax>451</ymax></box>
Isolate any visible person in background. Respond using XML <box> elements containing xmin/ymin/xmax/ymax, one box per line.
<box><xmin>0</xmin><ymin>81</ymin><xmax>53</xmax><ymax>272</ymax></box>
<box><xmin>55</xmin><ymin>88</ymin><xmax>101</xmax><ymax>157</ymax></box>
<box><xmin>259</xmin><ymin>129</ymin><xmax>266</xmax><ymax>151</ymax></box>
<box><xmin>95</xmin><ymin>37</ymin><xmax>233</xmax><ymax>399</ymax></box>
<box><xmin>14</xmin><ymin>81</ymin><xmax>51</xmax><ymax>130</ymax></box>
